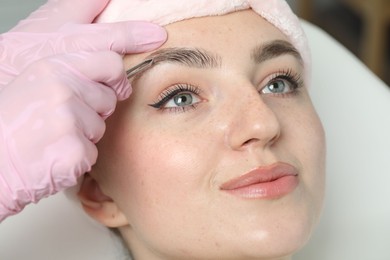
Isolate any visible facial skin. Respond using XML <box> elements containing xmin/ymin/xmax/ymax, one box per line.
<box><xmin>79</xmin><ymin>10</ymin><xmax>326</xmax><ymax>260</ymax></box>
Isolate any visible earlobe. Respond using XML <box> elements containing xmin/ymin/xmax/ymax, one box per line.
<box><xmin>78</xmin><ymin>174</ymin><xmax>128</xmax><ymax>228</ymax></box>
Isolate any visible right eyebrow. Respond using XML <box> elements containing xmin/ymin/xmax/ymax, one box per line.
<box><xmin>128</xmin><ymin>47</ymin><xmax>221</xmax><ymax>81</ymax></box>
<box><xmin>251</xmin><ymin>40</ymin><xmax>303</xmax><ymax>64</ymax></box>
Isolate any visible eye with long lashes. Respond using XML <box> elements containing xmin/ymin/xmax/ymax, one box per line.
<box><xmin>149</xmin><ymin>84</ymin><xmax>202</xmax><ymax>113</ymax></box>
<box><xmin>260</xmin><ymin>69</ymin><xmax>304</xmax><ymax>97</ymax></box>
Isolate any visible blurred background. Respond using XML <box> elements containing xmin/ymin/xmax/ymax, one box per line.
<box><xmin>1</xmin><ymin>0</ymin><xmax>389</xmax><ymax>86</ymax></box>
<box><xmin>287</xmin><ymin>0</ymin><xmax>390</xmax><ymax>86</ymax></box>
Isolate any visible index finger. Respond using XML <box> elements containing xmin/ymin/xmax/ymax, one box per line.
<box><xmin>11</xmin><ymin>0</ymin><xmax>110</xmax><ymax>33</ymax></box>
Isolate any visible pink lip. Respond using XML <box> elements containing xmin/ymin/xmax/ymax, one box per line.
<box><xmin>220</xmin><ymin>162</ymin><xmax>299</xmax><ymax>199</ymax></box>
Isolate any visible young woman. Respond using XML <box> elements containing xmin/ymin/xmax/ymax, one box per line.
<box><xmin>78</xmin><ymin>1</ymin><xmax>326</xmax><ymax>259</ymax></box>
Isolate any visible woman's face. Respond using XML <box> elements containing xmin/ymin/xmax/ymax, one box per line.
<box><xmin>89</xmin><ymin>10</ymin><xmax>326</xmax><ymax>260</ymax></box>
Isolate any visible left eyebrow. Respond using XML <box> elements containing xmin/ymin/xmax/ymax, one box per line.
<box><xmin>147</xmin><ymin>47</ymin><xmax>222</xmax><ymax>68</ymax></box>
<box><xmin>251</xmin><ymin>39</ymin><xmax>303</xmax><ymax>64</ymax></box>
<box><xmin>127</xmin><ymin>47</ymin><xmax>221</xmax><ymax>81</ymax></box>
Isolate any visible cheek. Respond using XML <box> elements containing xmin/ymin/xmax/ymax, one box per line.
<box><xmin>99</xmin><ymin>94</ymin><xmax>221</xmax><ymax>235</ymax></box>
<box><xmin>281</xmin><ymin>102</ymin><xmax>326</xmax><ymax>215</ymax></box>
<box><xmin>110</xmin><ymin>124</ymin><xmax>212</xmax><ymax>223</ymax></box>
<box><xmin>286</xmin><ymin>105</ymin><xmax>325</xmax><ymax>162</ymax></box>
<box><xmin>110</xmin><ymin>126</ymin><xmax>231</xmax><ymax>256</ymax></box>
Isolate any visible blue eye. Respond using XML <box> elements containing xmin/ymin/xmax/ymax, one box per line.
<box><xmin>262</xmin><ymin>79</ymin><xmax>294</xmax><ymax>94</ymax></box>
<box><xmin>165</xmin><ymin>92</ymin><xmax>201</xmax><ymax>108</ymax></box>
<box><xmin>149</xmin><ymin>84</ymin><xmax>202</xmax><ymax>112</ymax></box>
<box><xmin>261</xmin><ymin>70</ymin><xmax>303</xmax><ymax>95</ymax></box>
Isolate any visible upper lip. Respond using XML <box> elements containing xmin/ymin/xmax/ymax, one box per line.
<box><xmin>220</xmin><ymin>162</ymin><xmax>298</xmax><ymax>190</ymax></box>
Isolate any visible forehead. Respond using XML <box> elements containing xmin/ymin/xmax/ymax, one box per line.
<box><xmin>166</xmin><ymin>9</ymin><xmax>286</xmax><ymax>45</ymax></box>
<box><xmin>125</xmin><ymin>9</ymin><xmax>288</xmax><ymax>66</ymax></box>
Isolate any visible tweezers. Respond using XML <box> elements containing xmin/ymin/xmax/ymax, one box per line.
<box><xmin>126</xmin><ymin>58</ymin><xmax>154</xmax><ymax>79</ymax></box>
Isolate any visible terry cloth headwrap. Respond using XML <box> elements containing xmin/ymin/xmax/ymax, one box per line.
<box><xmin>96</xmin><ymin>0</ymin><xmax>311</xmax><ymax>82</ymax></box>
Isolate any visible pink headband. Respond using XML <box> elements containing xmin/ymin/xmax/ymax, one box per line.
<box><xmin>96</xmin><ymin>0</ymin><xmax>311</xmax><ymax>81</ymax></box>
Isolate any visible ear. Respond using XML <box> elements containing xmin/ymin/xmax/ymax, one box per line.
<box><xmin>78</xmin><ymin>174</ymin><xmax>128</xmax><ymax>228</ymax></box>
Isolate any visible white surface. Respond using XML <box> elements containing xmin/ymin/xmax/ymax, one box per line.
<box><xmin>295</xmin><ymin>21</ymin><xmax>390</xmax><ymax>260</ymax></box>
<box><xmin>0</xmin><ymin>4</ymin><xmax>390</xmax><ymax>259</ymax></box>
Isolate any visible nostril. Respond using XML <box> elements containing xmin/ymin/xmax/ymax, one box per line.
<box><xmin>242</xmin><ymin>138</ymin><xmax>260</xmax><ymax>146</ymax></box>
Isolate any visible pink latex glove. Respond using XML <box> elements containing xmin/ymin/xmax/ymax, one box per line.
<box><xmin>0</xmin><ymin>0</ymin><xmax>167</xmax><ymax>221</ymax></box>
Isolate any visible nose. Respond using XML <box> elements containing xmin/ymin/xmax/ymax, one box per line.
<box><xmin>225</xmin><ymin>87</ymin><xmax>281</xmax><ymax>151</ymax></box>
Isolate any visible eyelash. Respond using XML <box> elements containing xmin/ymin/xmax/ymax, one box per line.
<box><xmin>149</xmin><ymin>69</ymin><xmax>303</xmax><ymax>113</ymax></box>
<box><xmin>263</xmin><ymin>69</ymin><xmax>303</xmax><ymax>97</ymax></box>
<box><xmin>149</xmin><ymin>83</ymin><xmax>202</xmax><ymax>113</ymax></box>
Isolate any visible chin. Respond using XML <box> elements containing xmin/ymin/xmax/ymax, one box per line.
<box><xmin>236</xmin><ymin>229</ymin><xmax>311</xmax><ymax>259</ymax></box>
<box><xmin>231</xmin><ymin>207</ymin><xmax>317</xmax><ymax>259</ymax></box>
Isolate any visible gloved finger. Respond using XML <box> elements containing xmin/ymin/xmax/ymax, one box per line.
<box><xmin>59</xmin><ymin>99</ymin><xmax>107</xmax><ymax>144</ymax></box>
<box><xmin>52</xmin><ymin>51</ymin><xmax>132</xmax><ymax>101</ymax></box>
<box><xmin>19</xmin><ymin>56</ymin><xmax>119</xmax><ymax>120</ymax></box>
<box><xmin>60</xmin><ymin>21</ymin><xmax>167</xmax><ymax>54</ymax></box>
<box><xmin>67</xmin><ymin>71</ymin><xmax>118</xmax><ymax>119</ymax></box>
<box><xmin>45</xmin><ymin>132</ymin><xmax>99</xmax><ymax>193</ymax></box>
<box><xmin>10</xmin><ymin>0</ymin><xmax>110</xmax><ymax>33</ymax></box>
<box><xmin>16</xmin><ymin>133</ymin><xmax>98</xmax><ymax>201</ymax></box>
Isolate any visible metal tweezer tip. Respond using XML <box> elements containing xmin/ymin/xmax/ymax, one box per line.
<box><xmin>126</xmin><ymin>58</ymin><xmax>154</xmax><ymax>79</ymax></box>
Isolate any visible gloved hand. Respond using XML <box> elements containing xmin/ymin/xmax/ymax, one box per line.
<box><xmin>0</xmin><ymin>0</ymin><xmax>167</xmax><ymax>221</ymax></box>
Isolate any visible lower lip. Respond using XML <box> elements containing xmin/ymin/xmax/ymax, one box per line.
<box><xmin>222</xmin><ymin>175</ymin><xmax>299</xmax><ymax>199</ymax></box>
